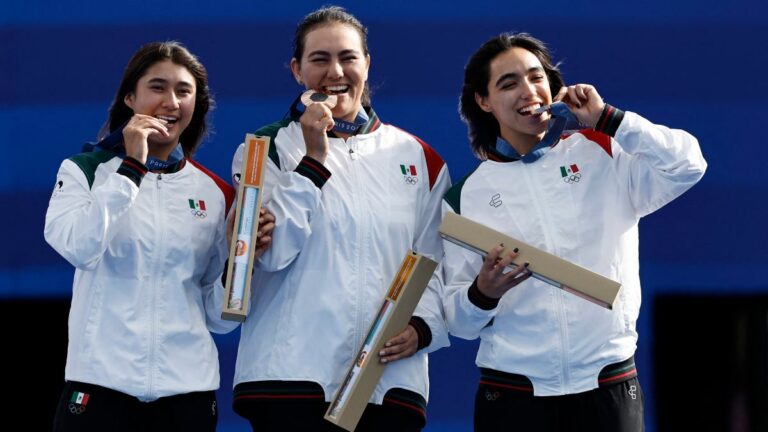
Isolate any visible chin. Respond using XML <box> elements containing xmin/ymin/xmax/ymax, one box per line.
<box><xmin>334</xmin><ymin>106</ymin><xmax>356</xmax><ymax>121</ymax></box>
<box><xmin>149</xmin><ymin>137</ymin><xmax>179</xmax><ymax>148</ymax></box>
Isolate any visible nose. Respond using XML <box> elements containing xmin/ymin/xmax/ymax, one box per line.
<box><xmin>163</xmin><ymin>91</ymin><xmax>180</xmax><ymax>109</ymax></box>
<box><xmin>520</xmin><ymin>79</ymin><xmax>536</xmax><ymax>99</ymax></box>
<box><xmin>327</xmin><ymin>59</ymin><xmax>343</xmax><ymax>79</ymax></box>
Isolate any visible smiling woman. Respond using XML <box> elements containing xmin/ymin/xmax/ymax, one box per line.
<box><xmin>122</xmin><ymin>60</ymin><xmax>196</xmax><ymax>157</ymax></box>
<box><xmin>438</xmin><ymin>32</ymin><xmax>708</xmax><ymax>432</ymax></box>
<box><xmin>106</xmin><ymin>42</ymin><xmax>212</xmax><ymax>160</ymax></box>
<box><xmin>43</xmin><ymin>41</ymin><xmax>275</xmax><ymax>432</ymax></box>
<box><xmin>228</xmin><ymin>6</ymin><xmax>451</xmax><ymax>432</ymax></box>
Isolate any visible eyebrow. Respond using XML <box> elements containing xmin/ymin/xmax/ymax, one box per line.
<box><xmin>147</xmin><ymin>77</ymin><xmax>194</xmax><ymax>88</ymax></box>
<box><xmin>494</xmin><ymin>66</ymin><xmax>545</xmax><ymax>87</ymax></box>
<box><xmin>307</xmin><ymin>49</ymin><xmax>361</xmax><ymax>58</ymax></box>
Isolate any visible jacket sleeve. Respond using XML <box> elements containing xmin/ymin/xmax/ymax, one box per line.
<box><xmin>412</xmin><ymin>162</ymin><xmax>452</xmax><ymax>353</ymax></box>
<box><xmin>231</xmin><ymin>141</ymin><xmax>328</xmax><ymax>272</ymax></box>
<box><xmin>610</xmin><ymin>110</ymin><xmax>707</xmax><ymax>217</ymax></box>
<box><xmin>200</xmin><ymin>203</ymin><xmax>240</xmax><ymax>334</ymax></box>
<box><xmin>44</xmin><ymin>159</ymin><xmax>140</xmax><ymax>270</ymax></box>
<box><xmin>440</xmin><ymin>203</ymin><xmax>499</xmax><ymax>340</ymax></box>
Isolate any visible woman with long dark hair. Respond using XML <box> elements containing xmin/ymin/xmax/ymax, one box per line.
<box><xmin>229</xmin><ymin>6</ymin><xmax>450</xmax><ymax>431</ymax></box>
<box><xmin>441</xmin><ymin>32</ymin><xmax>706</xmax><ymax>431</ymax></box>
<box><xmin>45</xmin><ymin>41</ymin><xmax>273</xmax><ymax>431</ymax></box>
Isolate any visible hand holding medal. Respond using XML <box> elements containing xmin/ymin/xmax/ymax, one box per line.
<box><xmin>299</xmin><ymin>90</ymin><xmax>337</xmax><ymax>163</ymax></box>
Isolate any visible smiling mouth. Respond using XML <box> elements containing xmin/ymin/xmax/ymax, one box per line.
<box><xmin>517</xmin><ymin>104</ymin><xmax>544</xmax><ymax>116</ymax></box>
<box><xmin>155</xmin><ymin>115</ymin><xmax>179</xmax><ymax>125</ymax></box>
<box><xmin>322</xmin><ymin>85</ymin><xmax>349</xmax><ymax>95</ymax></box>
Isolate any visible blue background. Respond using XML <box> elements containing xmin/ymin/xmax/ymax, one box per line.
<box><xmin>3</xmin><ymin>0</ymin><xmax>767</xmax><ymax>430</ymax></box>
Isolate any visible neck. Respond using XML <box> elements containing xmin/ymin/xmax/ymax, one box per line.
<box><xmin>500</xmin><ymin>131</ymin><xmax>544</xmax><ymax>156</ymax></box>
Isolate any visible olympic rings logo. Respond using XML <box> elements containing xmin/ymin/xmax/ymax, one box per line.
<box><xmin>404</xmin><ymin>176</ymin><xmax>418</xmax><ymax>185</ymax></box>
<box><xmin>485</xmin><ymin>390</ymin><xmax>500</xmax><ymax>401</ymax></box>
<box><xmin>190</xmin><ymin>209</ymin><xmax>207</xmax><ymax>219</ymax></box>
<box><xmin>562</xmin><ymin>173</ymin><xmax>582</xmax><ymax>184</ymax></box>
<box><xmin>68</xmin><ymin>403</ymin><xmax>86</xmax><ymax>414</ymax></box>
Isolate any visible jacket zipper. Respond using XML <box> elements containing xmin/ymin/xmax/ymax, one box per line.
<box><xmin>346</xmin><ymin>137</ymin><xmax>366</xmax><ymax>351</ymax></box>
<box><xmin>148</xmin><ymin>173</ymin><xmax>164</xmax><ymax>398</ymax></box>
<box><xmin>522</xmin><ymin>162</ymin><xmax>571</xmax><ymax>392</ymax></box>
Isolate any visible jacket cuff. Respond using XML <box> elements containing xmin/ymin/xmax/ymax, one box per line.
<box><xmin>594</xmin><ymin>104</ymin><xmax>625</xmax><ymax>137</ymax></box>
<box><xmin>409</xmin><ymin>316</ymin><xmax>432</xmax><ymax>351</ymax></box>
<box><xmin>468</xmin><ymin>278</ymin><xmax>500</xmax><ymax>311</ymax></box>
<box><xmin>117</xmin><ymin>156</ymin><xmax>148</xmax><ymax>187</ymax></box>
<box><xmin>294</xmin><ymin>156</ymin><xmax>331</xmax><ymax>189</ymax></box>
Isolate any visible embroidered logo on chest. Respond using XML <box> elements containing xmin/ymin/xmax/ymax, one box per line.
<box><xmin>188</xmin><ymin>198</ymin><xmax>207</xmax><ymax>219</ymax></box>
<box><xmin>400</xmin><ymin>164</ymin><xmax>418</xmax><ymax>185</ymax></box>
<box><xmin>560</xmin><ymin>163</ymin><xmax>582</xmax><ymax>184</ymax></box>
<box><xmin>489</xmin><ymin>193</ymin><xmax>503</xmax><ymax>208</ymax></box>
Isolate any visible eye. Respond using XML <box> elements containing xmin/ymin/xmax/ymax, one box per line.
<box><xmin>501</xmin><ymin>82</ymin><xmax>517</xmax><ymax>90</ymax></box>
<box><xmin>150</xmin><ymin>85</ymin><xmax>165</xmax><ymax>92</ymax></box>
<box><xmin>341</xmin><ymin>55</ymin><xmax>357</xmax><ymax>63</ymax></box>
<box><xmin>531</xmin><ymin>74</ymin><xmax>546</xmax><ymax>82</ymax></box>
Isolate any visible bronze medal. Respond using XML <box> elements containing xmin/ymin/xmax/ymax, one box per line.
<box><xmin>301</xmin><ymin>90</ymin><xmax>337</xmax><ymax>108</ymax></box>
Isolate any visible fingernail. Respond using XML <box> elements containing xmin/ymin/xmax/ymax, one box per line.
<box><xmin>381</xmin><ymin>358</ymin><xmax>388</xmax><ymax>364</ymax></box>
<box><xmin>385</xmin><ymin>342</ymin><xmax>392</xmax><ymax>347</ymax></box>
<box><xmin>513</xmin><ymin>247</ymin><xmax>519</xmax><ymax>253</ymax></box>
<box><xmin>379</xmin><ymin>350</ymin><xmax>386</xmax><ymax>356</ymax></box>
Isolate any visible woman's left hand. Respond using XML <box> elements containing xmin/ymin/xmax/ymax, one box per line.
<box><xmin>554</xmin><ymin>84</ymin><xmax>605</xmax><ymax>128</ymax></box>
<box><xmin>379</xmin><ymin>325</ymin><xmax>419</xmax><ymax>364</ymax></box>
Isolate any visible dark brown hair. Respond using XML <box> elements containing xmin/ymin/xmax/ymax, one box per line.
<box><xmin>107</xmin><ymin>41</ymin><xmax>212</xmax><ymax>157</ymax></box>
<box><xmin>460</xmin><ymin>33</ymin><xmax>564</xmax><ymax>158</ymax></box>
<box><xmin>293</xmin><ymin>6</ymin><xmax>371</xmax><ymax>106</ymax></box>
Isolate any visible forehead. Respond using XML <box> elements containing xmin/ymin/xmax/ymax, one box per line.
<box><xmin>140</xmin><ymin>60</ymin><xmax>196</xmax><ymax>86</ymax></box>
<box><xmin>303</xmin><ymin>23</ymin><xmax>364</xmax><ymax>53</ymax></box>
<box><xmin>489</xmin><ymin>47</ymin><xmax>544</xmax><ymax>78</ymax></box>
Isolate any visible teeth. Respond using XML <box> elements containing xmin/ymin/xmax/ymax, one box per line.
<box><xmin>517</xmin><ymin>104</ymin><xmax>542</xmax><ymax>115</ymax></box>
<box><xmin>156</xmin><ymin>115</ymin><xmax>178</xmax><ymax>123</ymax></box>
<box><xmin>324</xmin><ymin>85</ymin><xmax>349</xmax><ymax>94</ymax></box>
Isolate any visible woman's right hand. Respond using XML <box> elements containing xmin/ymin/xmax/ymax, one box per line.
<box><xmin>299</xmin><ymin>102</ymin><xmax>334</xmax><ymax>164</ymax></box>
<box><xmin>253</xmin><ymin>208</ymin><xmax>276</xmax><ymax>259</ymax></box>
<box><xmin>226</xmin><ymin>208</ymin><xmax>276</xmax><ymax>259</ymax></box>
<box><xmin>476</xmin><ymin>245</ymin><xmax>532</xmax><ymax>299</ymax></box>
<box><xmin>122</xmin><ymin>114</ymin><xmax>170</xmax><ymax>165</ymax></box>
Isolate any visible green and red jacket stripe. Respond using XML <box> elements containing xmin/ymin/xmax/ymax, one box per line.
<box><xmin>67</xmin><ymin>150</ymin><xmax>233</xmax><ymax>209</ymax></box>
<box><xmin>233</xmin><ymin>381</ymin><xmax>427</xmax><ymax>420</ymax></box>
<box><xmin>443</xmin><ymin>166</ymin><xmax>480</xmax><ymax>215</ymax></box>
<box><xmin>479</xmin><ymin>356</ymin><xmax>637</xmax><ymax>393</ymax></box>
<box><xmin>594</xmin><ymin>104</ymin><xmax>625</xmax><ymax>138</ymax></box>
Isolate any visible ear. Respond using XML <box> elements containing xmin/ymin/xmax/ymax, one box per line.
<box><xmin>363</xmin><ymin>54</ymin><xmax>371</xmax><ymax>79</ymax></box>
<box><xmin>475</xmin><ymin>92</ymin><xmax>492</xmax><ymax>113</ymax></box>
<box><xmin>124</xmin><ymin>93</ymin><xmax>135</xmax><ymax>110</ymax></box>
<box><xmin>290</xmin><ymin>58</ymin><xmax>304</xmax><ymax>86</ymax></box>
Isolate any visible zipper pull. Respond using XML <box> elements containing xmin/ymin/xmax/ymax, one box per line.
<box><xmin>349</xmin><ymin>148</ymin><xmax>357</xmax><ymax>160</ymax></box>
<box><xmin>157</xmin><ymin>173</ymin><xmax>162</xmax><ymax>188</ymax></box>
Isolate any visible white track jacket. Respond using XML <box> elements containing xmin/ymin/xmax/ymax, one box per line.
<box><xmin>441</xmin><ymin>111</ymin><xmax>706</xmax><ymax>396</ymax></box>
<box><xmin>231</xmin><ymin>110</ymin><xmax>450</xmax><ymax>404</ymax></box>
<box><xmin>45</xmin><ymin>152</ymin><xmax>236</xmax><ymax>401</ymax></box>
